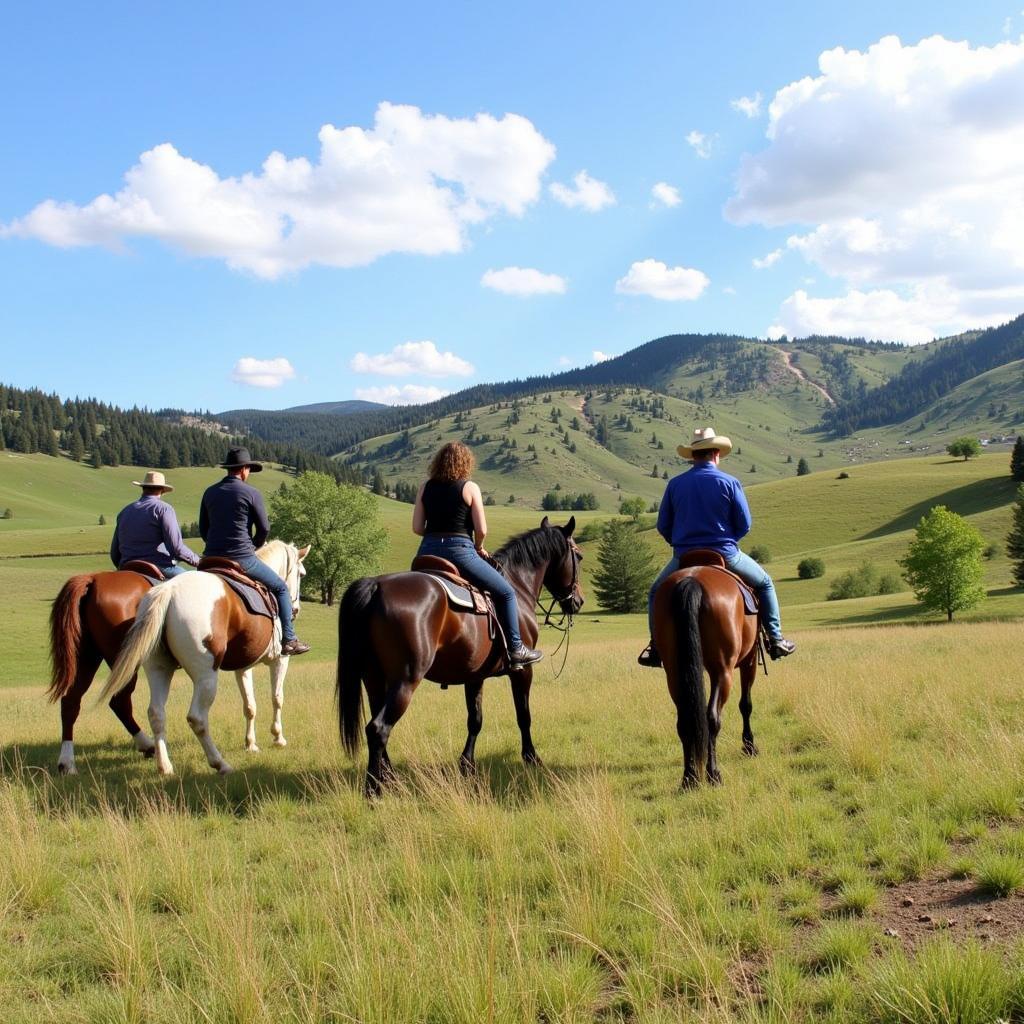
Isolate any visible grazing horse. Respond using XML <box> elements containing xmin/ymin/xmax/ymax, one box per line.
<box><xmin>337</xmin><ymin>517</ymin><xmax>584</xmax><ymax>796</ymax></box>
<box><xmin>652</xmin><ymin>558</ymin><xmax>760</xmax><ymax>788</ymax></box>
<box><xmin>48</xmin><ymin>570</ymin><xmax>157</xmax><ymax>774</ymax></box>
<box><xmin>98</xmin><ymin>540</ymin><xmax>310</xmax><ymax>775</ymax></box>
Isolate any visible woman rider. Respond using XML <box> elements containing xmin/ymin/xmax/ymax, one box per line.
<box><xmin>413</xmin><ymin>441</ymin><xmax>543</xmax><ymax>668</ymax></box>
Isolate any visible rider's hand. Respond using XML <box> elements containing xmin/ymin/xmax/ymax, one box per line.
<box><xmin>476</xmin><ymin>546</ymin><xmax>489</xmax><ymax>558</ymax></box>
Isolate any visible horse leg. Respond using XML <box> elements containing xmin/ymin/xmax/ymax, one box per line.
<box><xmin>511</xmin><ymin>667</ymin><xmax>542</xmax><ymax>767</ymax></box>
<box><xmin>365</xmin><ymin>680</ymin><xmax>417</xmax><ymax>798</ymax></box>
<box><xmin>57</xmin><ymin>643</ymin><xmax>103</xmax><ymax>776</ymax></box>
<box><xmin>107</xmin><ymin>671</ymin><xmax>157</xmax><ymax>758</ymax></box>
<box><xmin>706</xmin><ymin>667</ymin><xmax>732</xmax><ymax>786</ymax></box>
<box><xmin>268</xmin><ymin>657</ymin><xmax>288</xmax><ymax>747</ymax></box>
<box><xmin>146</xmin><ymin>660</ymin><xmax>176</xmax><ymax>776</ymax></box>
<box><xmin>739</xmin><ymin>655</ymin><xmax>758</xmax><ymax>757</ymax></box>
<box><xmin>459</xmin><ymin>681</ymin><xmax>484</xmax><ymax>776</ymax></box>
<box><xmin>187</xmin><ymin>671</ymin><xmax>232</xmax><ymax>774</ymax></box>
<box><xmin>235</xmin><ymin>669</ymin><xmax>259</xmax><ymax>752</ymax></box>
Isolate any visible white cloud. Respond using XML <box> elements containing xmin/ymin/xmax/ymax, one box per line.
<box><xmin>727</xmin><ymin>35</ymin><xmax>1024</xmax><ymax>336</ymax></box>
<box><xmin>731</xmin><ymin>92</ymin><xmax>763</xmax><ymax>118</ymax></box>
<box><xmin>558</xmin><ymin>355</ymin><xmax>574</xmax><ymax>366</ymax></box>
<box><xmin>592</xmin><ymin>350</ymin><xmax>614</xmax><ymax>363</ymax></box>
<box><xmin>685</xmin><ymin>130</ymin><xmax>714</xmax><ymax>158</ymax></box>
<box><xmin>230</xmin><ymin>356</ymin><xmax>296</xmax><ymax>389</ymax></box>
<box><xmin>350</xmin><ymin>340</ymin><xmax>474</xmax><ymax>378</ymax></box>
<box><xmin>549</xmin><ymin>170</ymin><xmax>616</xmax><ymax>211</ymax></box>
<box><xmin>354</xmin><ymin>384</ymin><xmax>449</xmax><ymax>405</ymax></box>
<box><xmin>752</xmin><ymin>248</ymin><xmax>783</xmax><ymax>269</ymax></box>
<box><xmin>650</xmin><ymin>182</ymin><xmax>682</xmax><ymax>208</ymax></box>
<box><xmin>1</xmin><ymin>103</ymin><xmax>556</xmax><ymax>278</ymax></box>
<box><xmin>614</xmin><ymin>259</ymin><xmax>710</xmax><ymax>301</ymax></box>
<box><xmin>722</xmin><ymin>286</ymin><xmax>737</xmax><ymax>295</ymax></box>
<box><xmin>481</xmin><ymin>266</ymin><xmax>567</xmax><ymax>296</ymax></box>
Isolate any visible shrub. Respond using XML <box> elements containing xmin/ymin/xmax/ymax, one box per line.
<box><xmin>796</xmin><ymin>457</ymin><xmax>810</xmax><ymax>476</ymax></box>
<box><xmin>837</xmin><ymin>471</ymin><xmax>850</xmax><ymax>479</ymax></box>
<box><xmin>1</xmin><ymin>507</ymin><xmax>12</xmax><ymax>520</ymax></box>
<box><xmin>827</xmin><ymin>562</ymin><xmax>895</xmax><ymax>601</ymax></box>
<box><xmin>98</xmin><ymin>514</ymin><xmax>106</xmax><ymax>526</ymax></box>
<box><xmin>797</xmin><ymin>557</ymin><xmax>825</xmax><ymax>579</ymax></box>
<box><xmin>749</xmin><ymin>545</ymin><xmax>771</xmax><ymax>564</ymax></box>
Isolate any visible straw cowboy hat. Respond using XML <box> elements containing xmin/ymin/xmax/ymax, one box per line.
<box><xmin>677</xmin><ymin>427</ymin><xmax>733</xmax><ymax>459</ymax></box>
<box><xmin>131</xmin><ymin>471</ymin><xmax>174</xmax><ymax>492</ymax></box>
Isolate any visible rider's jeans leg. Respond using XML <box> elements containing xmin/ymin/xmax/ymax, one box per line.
<box><xmin>161</xmin><ymin>564</ymin><xmax>188</xmax><ymax>579</ymax></box>
<box><xmin>647</xmin><ymin>556</ymin><xmax>679</xmax><ymax>641</ymax></box>
<box><xmin>418</xmin><ymin>536</ymin><xmax>524</xmax><ymax>649</ymax></box>
<box><xmin>725</xmin><ymin>550</ymin><xmax>783</xmax><ymax>640</ymax></box>
<box><xmin>239</xmin><ymin>555</ymin><xmax>296</xmax><ymax>642</ymax></box>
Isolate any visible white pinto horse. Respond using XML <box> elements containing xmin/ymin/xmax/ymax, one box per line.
<box><xmin>98</xmin><ymin>540</ymin><xmax>310</xmax><ymax>775</ymax></box>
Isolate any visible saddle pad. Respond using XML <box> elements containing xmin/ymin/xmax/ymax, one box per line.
<box><xmin>701</xmin><ymin>565</ymin><xmax>759</xmax><ymax>615</ymax></box>
<box><xmin>428</xmin><ymin>573</ymin><xmax>489</xmax><ymax>614</ymax></box>
<box><xmin>200</xmin><ymin>567</ymin><xmax>278</xmax><ymax>620</ymax></box>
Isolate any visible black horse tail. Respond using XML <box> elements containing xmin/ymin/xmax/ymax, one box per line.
<box><xmin>672</xmin><ymin>576</ymin><xmax>708</xmax><ymax>771</ymax></box>
<box><xmin>337</xmin><ymin>577</ymin><xmax>378</xmax><ymax>756</ymax></box>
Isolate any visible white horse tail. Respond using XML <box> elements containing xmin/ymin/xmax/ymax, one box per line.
<box><xmin>97</xmin><ymin>584</ymin><xmax>176</xmax><ymax>704</ymax></box>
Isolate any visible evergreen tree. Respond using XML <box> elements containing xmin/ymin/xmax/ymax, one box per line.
<box><xmin>1011</xmin><ymin>436</ymin><xmax>1024</xmax><ymax>483</ymax></box>
<box><xmin>68</xmin><ymin>432</ymin><xmax>85</xmax><ymax>462</ymax></box>
<box><xmin>900</xmin><ymin>505</ymin><xmax>986</xmax><ymax>621</ymax></box>
<box><xmin>1007</xmin><ymin>485</ymin><xmax>1024</xmax><ymax>587</ymax></box>
<box><xmin>592</xmin><ymin>518</ymin><xmax>655</xmax><ymax>613</ymax></box>
<box><xmin>796</xmin><ymin>457</ymin><xmax>810</xmax><ymax>476</ymax></box>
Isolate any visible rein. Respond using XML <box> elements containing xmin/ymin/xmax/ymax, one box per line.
<box><xmin>536</xmin><ymin>543</ymin><xmax>580</xmax><ymax>679</ymax></box>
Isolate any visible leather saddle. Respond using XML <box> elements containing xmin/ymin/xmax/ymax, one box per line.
<box><xmin>677</xmin><ymin>548</ymin><xmax>759</xmax><ymax>616</ymax></box>
<box><xmin>197</xmin><ymin>556</ymin><xmax>278</xmax><ymax>620</ymax></box>
<box><xmin>410</xmin><ymin>555</ymin><xmax>494</xmax><ymax>616</ymax></box>
<box><xmin>120</xmin><ymin>559</ymin><xmax>165</xmax><ymax>585</ymax></box>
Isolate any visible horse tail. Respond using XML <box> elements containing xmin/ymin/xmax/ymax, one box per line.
<box><xmin>672</xmin><ymin>575</ymin><xmax>708</xmax><ymax>769</ymax></box>
<box><xmin>47</xmin><ymin>574</ymin><xmax>94</xmax><ymax>702</ymax></box>
<box><xmin>337</xmin><ymin>577</ymin><xmax>378</xmax><ymax>756</ymax></box>
<box><xmin>96</xmin><ymin>584</ymin><xmax>174</xmax><ymax>704</ymax></box>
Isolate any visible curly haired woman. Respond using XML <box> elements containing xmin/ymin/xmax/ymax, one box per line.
<box><xmin>413</xmin><ymin>441</ymin><xmax>543</xmax><ymax>667</ymax></box>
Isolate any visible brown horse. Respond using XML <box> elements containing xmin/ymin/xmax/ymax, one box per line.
<box><xmin>652</xmin><ymin>556</ymin><xmax>760</xmax><ymax>788</ymax></box>
<box><xmin>48</xmin><ymin>571</ymin><xmax>157</xmax><ymax>774</ymax></box>
<box><xmin>337</xmin><ymin>517</ymin><xmax>584</xmax><ymax>796</ymax></box>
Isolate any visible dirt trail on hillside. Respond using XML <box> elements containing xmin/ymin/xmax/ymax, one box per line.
<box><xmin>779</xmin><ymin>350</ymin><xmax>835</xmax><ymax>405</ymax></box>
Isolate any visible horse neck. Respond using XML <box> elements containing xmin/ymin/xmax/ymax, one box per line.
<box><xmin>501</xmin><ymin>559</ymin><xmax>547</xmax><ymax>606</ymax></box>
<box><xmin>257</xmin><ymin>542</ymin><xmax>288</xmax><ymax>578</ymax></box>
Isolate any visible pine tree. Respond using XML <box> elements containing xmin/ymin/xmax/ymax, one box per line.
<box><xmin>1007</xmin><ymin>485</ymin><xmax>1024</xmax><ymax>587</ymax></box>
<box><xmin>1011</xmin><ymin>436</ymin><xmax>1024</xmax><ymax>483</ymax></box>
<box><xmin>592</xmin><ymin>519</ymin><xmax>656</xmax><ymax>613</ymax></box>
<box><xmin>796</xmin><ymin>457</ymin><xmax>810</xmax><ymax>476</ymax></box>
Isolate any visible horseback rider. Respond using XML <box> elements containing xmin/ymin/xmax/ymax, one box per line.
<box><xmin>413</xmin><ymin>441</ymin><xmax>544</xmax><ymax>667</ymax></box>
<box><xmin>110</xmin><ymin>471</ymin><xmax>200</xmax><ymax>578</ymax></box>
<box><xmin>199</xmin><ymin>447</ymin><xmax>310</xmax><ymax>657</ymax></box>
<box><xmin>638</xmin><ymin>427</ymin><xmax>796</xmax><ymax>667</ymax></box>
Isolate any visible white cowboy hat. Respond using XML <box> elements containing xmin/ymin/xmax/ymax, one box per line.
<box><xmin>131</xmin><ymin>470</ymin><xmax>174</xmax><ymax>492</ymax></box>
<box><xmin>677</xmin><ymin>427</ymin><xmax>733</xmax><ymax>459</ymax></box>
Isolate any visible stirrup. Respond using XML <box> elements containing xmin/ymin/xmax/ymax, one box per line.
<box><xmin>637</xmin><ymin>644</ymin><xmax>662</xmax><ymax>668</ymax></box>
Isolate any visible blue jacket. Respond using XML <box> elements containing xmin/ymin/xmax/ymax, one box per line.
<box><xmin>199</xmin><ymin>476</ymin><xmax>270</xmax><ymax>560</ymax></box>
<box><xmin>656</xmin><ymin>461</ymin><xmax>752</xmax><ymax>558</ymax></box>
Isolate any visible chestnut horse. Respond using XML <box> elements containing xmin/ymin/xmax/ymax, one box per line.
<box><xmin>652</xmin><ymin>561</ymin><xmax>760</xmax><ymax>788</ymax></box>
<box><xmin>48</xmin><ymin>571</ymin><xmax>157</xmax><ymax>774</ymax></box>
<box><xmin>337</xmin><ymin>517</ymin><xmax>584</xmax><ymax>796</ymax></box>
<box><xmin>98</xmin><ymin>541</ymin><xmax>309</xmax><ymax>775</ymax></box>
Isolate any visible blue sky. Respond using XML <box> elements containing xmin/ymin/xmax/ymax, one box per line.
<box><xmin>2</xmin><ymin>1</ymin><xmax>1023</xmax><ymax>411</ymax></box>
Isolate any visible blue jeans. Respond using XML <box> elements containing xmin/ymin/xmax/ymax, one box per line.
<box><xmin>647</xmin><ymin>549</ymin><xmax>783</xmax><ymax>641</ymax></box>
<box><xmin>238</xmin><ymin>555</ymin><xmax>296</xmax><ymax>642</ymax></box>
<box><xmin>162</xmin><ymin>564</ymin><xmax>188</xmax><ymax>579</ymax></box>
<box><xmin>417</xmin><ymin>535</ymin><xmax>523</xmax><ymax>649</ymax></box>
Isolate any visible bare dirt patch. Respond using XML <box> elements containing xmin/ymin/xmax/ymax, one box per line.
<box><xmin>878</xmin><ymin>873</ymin><xmax>1024</xmax><ymax>950</ymax></box>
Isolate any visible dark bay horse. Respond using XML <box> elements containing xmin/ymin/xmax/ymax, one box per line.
<box><xmin>48</xmin><ymin>571</ymin><xmax>156</xmax><ymax>774</ymax></box>
<box><xmin>337</xmin><ymin>517</ymin><xmax>584</xmax><ymax>796</ymax></box>
<box><xmin>652</xmin><ymin>560</ymin><xmax>760</xmax><ymax>788</ymax></box>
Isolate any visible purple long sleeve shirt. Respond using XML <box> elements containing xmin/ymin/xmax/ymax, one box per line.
<box><xmin>656</xmin><ymin>461</ymin><xmax>753</xmax><ymax>558</ymax></box>
<box><xmin>110</xmin><ymin>496</ymin><xmax>200</xmax><ymax>570</ymax></box>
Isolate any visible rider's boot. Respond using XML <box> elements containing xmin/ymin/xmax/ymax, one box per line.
<box><xmin>281</xmin><ymin>637</ymin><xmax>311</xmax><ymax>656</ymax></box>
<box><xmin>637</xmin><ymin>641</ymin><xmax>662</xmax><ymax>668</ymax></box>
<box><xmin>509</xmin><ymin>643</ymin><xmax>543</xmax><ymax>668</ymax></box>
<box><xmin>769</xmin><ymin>636</ymin><xmax>796</xmax><ymax>660</ymax></box>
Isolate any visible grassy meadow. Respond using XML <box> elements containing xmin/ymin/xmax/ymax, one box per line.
<box><xmin>1</xmin><ymin>449</ymin><xmax>1024</xmax><ymax>1021</ymax></box>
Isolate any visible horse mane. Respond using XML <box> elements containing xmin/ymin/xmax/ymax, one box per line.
<box><xmin>256</xmin><ymin>538</ymin><xmax>291</xmax><ymax>576</ymax></box>
<box><xmin>494</xmin><ymin>526</ymin><xmax>567</xmax><ymax>572</ymax></box>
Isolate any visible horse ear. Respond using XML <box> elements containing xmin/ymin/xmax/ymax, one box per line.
<box><xmin>562</xmin><ymin>516</ymin><xmax>576</xmax><ymax>537</ymax></box>
<box><xmin>298</xmin><ymin>544</ymin><xmax>311</xmax><ymax>560</ymax></box>
<box><xmin>540</xmin><ymin>515</ymin><xmax>550</xmax><ymax>529</ymax></box>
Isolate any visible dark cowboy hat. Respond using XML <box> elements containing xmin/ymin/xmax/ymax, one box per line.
<box><xmin>220</xmin><ymin>446</ymin><xmax>263</xmax><ymax>472</ymax></box>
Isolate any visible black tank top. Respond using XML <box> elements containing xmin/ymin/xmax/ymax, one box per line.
<box><xmin>423</xmin><ymin>479</ymin><xmax>474</xmax><ymax>538</ymax></box>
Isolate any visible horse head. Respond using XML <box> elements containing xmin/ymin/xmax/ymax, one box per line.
<box><xmin>539</xmin><ymin>516</ymin><xmax>585</xmax><ymax>616</ymax></box>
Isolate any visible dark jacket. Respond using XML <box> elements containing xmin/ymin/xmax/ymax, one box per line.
<box><xmin>111</xmin><ymin>496</ymin><xmax>200</xmax><ymax>570</ymax></box>
<box><xmin>199</xmin><ymin>476</ymin><xmax>270</xmax><ymax>559</ymax></box>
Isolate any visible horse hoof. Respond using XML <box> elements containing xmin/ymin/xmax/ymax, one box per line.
<box><xmin>707</xmin><ymin>770</ymin><xmax>723</xmax><ymax>786</ymax></box>
<box><xmin>523</xmin><ymin>753</ymin><xmax>544</xmax><ymax>768</ymax></box>
<box><xmin>245</xmin><ymin>743</ymin><xmax>260</xmax><ymax>753</ymax></box>
<box><xmin>57</xmin><ymin>762</ymin><xmax>77</xmax><ymax>776</ymax></box>
<box><xmin>217</xmin><ymin>763</ymin><xmax>234</xmax><ymax>775</ymax></box>
<box><xmin>141</xmin><ymin>747</ymin><xmax>156</xmax><ymax>759</ymax></box>
<box><xmin>681</xmin><ymin>774</ymin><xmax>700</xmax><ymax>791</ymax></box>
<box><xmin>158</xmin><ymin>765</ymin><xmax>175</xmax><ymax>777</ymax></box>
<box><xmin>743</xmin><ymin>742</ymin><xmax>759</xmax><ymax>758</ymax></box>
<box><xmin>272</xmin><ymin>736</ymin><xmax>287</xmax><ymax>748</ymax></box>
<box><xmin>459</xmin><ymin>758</ymin><xmax>476</xmax><ymax>777</ymax></box>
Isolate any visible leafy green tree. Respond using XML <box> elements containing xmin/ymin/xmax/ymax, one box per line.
<box><xmin>900</xmin><ymin>506</ymin><xmax>986</xmax><ymax>621</ymax></box>
<box><xmin>1</xmin><ymin>508</ymin><xmax>12</xmax><ymax>520</ymax></box>
<box><xmin>749</xmin><ymin>545</ymin><xmax>771</xmax><ymax>564</ymax></box>
<box><xmin>946</xmin><ymin>436</ymin><xmax>982</xmax><ymax>461</ymax></box>
<box><xmin>1007</xmin><ymin>484</ymin><xmax>1024</xmax><ymax>587</ymax></box>
<box><xmin>270</xmin><ymin>472</ymin><xmax>387</xmax><ymax>606</ymax></box>
<box><xmin>797</xmin><ymin>557</ymin><xmax>825</xmax><ymax>579</ymax></box>
<box><xmin>1011</xmin><ymin>436</ymin><xmax>1024</xmax><ymax>483</ymax></box>
<box><xmin>619</xmin><ymin>496</ymin><xmax>646</xmax><ymax>522</ymax></box>
<box><xmin>796</xmin><ymin>458</ymin><xmax>810</xmax><ymax>476</ymax></box>
<box><xmin>592</xmin><ymin>519</ymin><xmax>655</xmax><ymax>613</ymax></box>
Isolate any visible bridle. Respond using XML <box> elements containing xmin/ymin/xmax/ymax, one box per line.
<box><xmin>538</xmin><ymin>540</ymin><xmax>582</xmax><ymax>678</ymax></box>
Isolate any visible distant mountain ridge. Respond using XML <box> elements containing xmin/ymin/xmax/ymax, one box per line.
<box><xmin>221</xmin><ymin>399</ymin><xmax>384</xmax><ymax>418</ymax></box>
